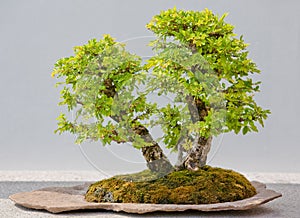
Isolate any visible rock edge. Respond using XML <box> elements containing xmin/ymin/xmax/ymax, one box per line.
<box><xmin>9</xmin><ymin>181</ymin><xmax>282</xmax><ymax>214</ymax></box>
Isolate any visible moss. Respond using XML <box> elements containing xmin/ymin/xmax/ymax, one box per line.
<box><xmin>85</xmin><ymin>166</ymin><xmax>256</xmax><ymax>204</ymax></box>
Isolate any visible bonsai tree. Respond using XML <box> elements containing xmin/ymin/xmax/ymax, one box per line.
<box><xmin>52</xmin><ymin>8</ymin><xmax>270</xmax><ymax>175</ymax></box>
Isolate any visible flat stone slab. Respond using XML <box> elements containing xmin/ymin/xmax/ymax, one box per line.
<box><xmin>9</xmin><ymin>181</ymin><xmax>281</xmax><ymax>214</ymax></box>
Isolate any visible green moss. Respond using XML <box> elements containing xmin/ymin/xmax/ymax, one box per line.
<box><xmin>85</xmin><ymin>166</ymin><xmax>256</xmax><ymax>204</ymax></box>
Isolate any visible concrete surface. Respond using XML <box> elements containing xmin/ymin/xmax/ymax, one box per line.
<box><xmin>0</xmin><ymin>172</ymin><xmax>299</xmax><ymax>217</ymax></box>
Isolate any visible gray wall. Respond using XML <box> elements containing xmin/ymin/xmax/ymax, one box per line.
<box><xmin>1</xmin><ymin>0</ymin><xmax>299</xmax><ymax>173</ymax></box>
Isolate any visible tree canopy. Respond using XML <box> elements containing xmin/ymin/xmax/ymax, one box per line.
<box><xmin>52</xmin><ymin>8</ymin><xmax>270</xmax><ymax>172</ymax></box>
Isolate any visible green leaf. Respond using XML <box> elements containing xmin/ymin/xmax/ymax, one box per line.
<box><xmin>242</xmin><ymin>126</ymin><xmax>249</xmax><ymax>135</ymax></box>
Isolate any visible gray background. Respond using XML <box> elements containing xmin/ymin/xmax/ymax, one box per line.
<box><xmin>0</xmin><ymin>0</ymin><xmax>299</xmax><ymax>173</ymax></box>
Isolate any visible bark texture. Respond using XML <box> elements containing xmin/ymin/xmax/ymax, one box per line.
<box><xmin>177</xmin><ymin>94</ymin><xmax>211</xmax><ymax>171</ymax></box>
<box><xmin>182</xmin><ymin>136</ymin><xmax>212</xmax><ymax>171</ymax></box>
<box><xmin>134</xmin><ymin>125</ymin><xmax>174</xmax><ymax>174</ymax></box>
<box><xmin>103</xmin><ymin>78</ymin><xmax>173</xmax><ymax>174</ymax></box>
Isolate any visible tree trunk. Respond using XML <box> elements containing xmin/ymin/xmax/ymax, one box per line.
<box><xmin>177</xmin><ymin>95</ymin><xmax>211</xmax><ymax>171</ymax></box>
<box><xmin>182</xmin><ymin>136</ymin><xmax>212</xmax><ymax>171</ymax></box>
<box><xmin>104</xmin><ymin>78</ymin><xmax>173</xmax><ymax>174</ymax></box>
<box><xmin>111</xmin><ymin>116</ymin><xmax>174</xmax><ymax>174</ymax></box>
<box><xmin>134</xmin><ymin>125</ymin><xmax>174</xmax><ymax>174</ymax></box>
<box><xmin>141</xmin><ymin>144</ymin><xmax>174</xmax><ymax>174</ymax></box>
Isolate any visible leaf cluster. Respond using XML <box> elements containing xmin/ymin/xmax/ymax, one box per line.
<box><xmin>52</xmin><ymin>8</ymin><xmax>270</xmax><ymax>152</ymax></box>
<box><xmin>52</xmin><ymin>35</ymin><xmax>150</xmax><ymax>145</ymax></box>
<box><xmin>146</xmin><ymin>8</ymin><xmax>270</xmax><ymax>139</ymax></box>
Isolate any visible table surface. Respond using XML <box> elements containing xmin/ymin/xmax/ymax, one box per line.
<box><xmin>0</xmin><ymin>171</ymin><xmax>299</xmax><ymax>218</ymax></box>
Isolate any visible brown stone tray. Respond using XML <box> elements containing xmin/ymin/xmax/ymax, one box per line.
<box><xmin>9</xmin><ymin>181</ymin><xmax>281</xmax><ymax>214</ymax></box>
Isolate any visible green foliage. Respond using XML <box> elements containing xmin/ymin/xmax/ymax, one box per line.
<box><xmin>52</xmin><ymin>35</ymin><xmax>150</xmax><ymax>145</ymax></box>
<box><xmin>52</xmin><ymin>8</ymin><xmax>270</xmax><ymax>153</ymax></box>
<box><xmin>146</xmin><ymin>7</ymin><xmax>270</xmax><ymax>142</ymax></box>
